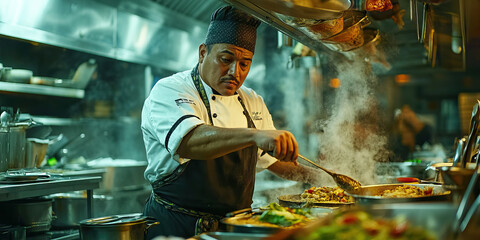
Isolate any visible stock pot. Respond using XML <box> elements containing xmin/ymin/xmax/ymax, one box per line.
<box><xmin>79</xmin><ymin>213</ymin><xmax>159</xmax><ymax>240</ymax></box>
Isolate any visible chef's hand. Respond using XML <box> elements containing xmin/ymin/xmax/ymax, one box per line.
<box><xmin>254</xmin><ymin>130</ymin><xmax>298</xmax><ymax>164</ymax></box>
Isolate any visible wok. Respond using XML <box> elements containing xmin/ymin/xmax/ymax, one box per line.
<box><xmin>348</xmin><ymin>183</ymin><xmax>451</xmax><ymax>204</ymax></box>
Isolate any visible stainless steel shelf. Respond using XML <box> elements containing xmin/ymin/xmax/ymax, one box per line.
<box><xmin>0</xmin><ymin>82</ymin><xmax>84</xmax><ymax>98</ymax></box>
<box><xmin>0</xmin><ymin>176</ymin><xmax>101</xmax><ymax>201</ymax></box>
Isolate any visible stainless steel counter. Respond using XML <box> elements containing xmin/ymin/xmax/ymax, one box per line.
<box><xmin>0</xmin><ymin>176</ymin><xmax>101</xmax><ymax>218</ymax></box>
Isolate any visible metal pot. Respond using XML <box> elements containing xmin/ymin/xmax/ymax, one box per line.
<box><xmin>50</xmin><ymin>193</ymin><xmax>109</xmax><ymax>228</ymax></box>
<box><xmin>79</xmin><ymin>213</ymin><xmax>159</xmax><ymax>240</ymax></box>
<box><xmin>0</xmin><ymin>198</ymin><xmax>53</xmax><ymax>233</ymax></box>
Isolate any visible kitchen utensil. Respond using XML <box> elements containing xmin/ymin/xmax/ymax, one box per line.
<box><xmin>348</xmin><ymin>183</ymin><xmax>451</xmax><ymax>204</ymax></box>
<box><xmin>461</xmin><ymin>100</ymin><xmax>480</xmax><ymax>167</ymax></box>
<box><xmin>79</xmin><ymin>213</ymin><xmax>159</xmax><ymax>240</ymax></box>
<box><xmin>297</xmin><ymin>154</ymin><xmax>362</xmax><ymax>192</ymax></box>
<box><xmin>454</xmin><ymin>166</ymin><xmax>479</xmax><ymax>230</ymax></box>
<box><xmin>453</xmin><ymin>137</ymin><xmax>466</xmax><ymax>166</ymax></box>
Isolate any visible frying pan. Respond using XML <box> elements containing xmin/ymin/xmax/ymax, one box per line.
<box><xmin>277</xmin><ymin>194</ymin><xmax>353</xmax><ymax>208</ymax></box>
<box><xmin>348</xmin><ymin>183</ymin><xmax>451</xmax><ymax>204</ymax></box>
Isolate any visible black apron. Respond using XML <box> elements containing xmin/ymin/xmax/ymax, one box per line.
<box><xmin>144</xmin><ymin>65</ymin><xmax>259</xmax><ymax>239</ymax></box>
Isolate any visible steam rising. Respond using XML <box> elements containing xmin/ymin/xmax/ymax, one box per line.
<box><xmin>316</xmin><ymin>55</ymin><xmax>388</xmax><ymax>185</ymax></box>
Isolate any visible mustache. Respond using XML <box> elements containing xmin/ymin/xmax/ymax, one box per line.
<box><xmin>221</xmin><ymin>76</ymin><xmax>239</xmax><ymax>84</ymax></box>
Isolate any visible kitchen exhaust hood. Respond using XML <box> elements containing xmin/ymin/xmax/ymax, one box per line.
<box><xmin>221</xmin><ymin>0</ymin><xmax>478</xmax><ymax>73</ymax></box>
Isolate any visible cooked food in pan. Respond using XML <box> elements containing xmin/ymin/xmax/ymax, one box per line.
<box><xmin>222</xmin><ymin>203</ymin><xmax>312</xmax><ymax>228</ymax></box>
<box><xmin>301</xmin><ymin>186</ymin><xmax>354</xmax><ymax>203</ymax></box>
<box><xmin>376</xmin><ymin>185</ymin><xmax>434</xmax><ymax>198</ymax></box>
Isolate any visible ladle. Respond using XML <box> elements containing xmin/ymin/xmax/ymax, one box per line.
<box><xmin>297</xmin><ymin>154</ymin><xmax>362</xmax><ymax>192</ymax></box>
<box><xmin>261</xmin><ymin>151</ymin><xmax>362</xmax><ymax>191</ymax></box>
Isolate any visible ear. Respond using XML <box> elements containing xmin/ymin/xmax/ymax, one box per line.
<box><xmin>199</xmin><ymin>43</ymin><xmax>207</xmax><ymax>63</ymax></box>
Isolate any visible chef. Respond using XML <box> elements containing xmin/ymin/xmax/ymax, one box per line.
<box><xmin>141</xmin><ymin>5</ymin><xmax>320</xmax><ymax>239</ymax></box>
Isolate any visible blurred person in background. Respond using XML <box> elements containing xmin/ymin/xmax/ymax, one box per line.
<box><xmin>391</xmin><ymin>105</ymin><xmax>433</xmax><ymax>161</ymax></box>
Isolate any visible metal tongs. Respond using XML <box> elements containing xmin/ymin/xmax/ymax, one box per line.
<box><xmin>454</xmin><ymin>164</ymin><xmax>480</xmax><ymax>236</ymax></box>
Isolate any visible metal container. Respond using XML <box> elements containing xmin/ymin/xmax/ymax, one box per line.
<box><xmin>0</xmin><ymin>198</ymin><xmax>53</xmax><ymax>233</ymax></box>
<box><xmin>7</xmin><ymin>126</ymin><xmax>27</xmax><ymax>170</ymax></box>
<box><xmin>50</xmin><ymin>193</ymin><xmax>108</xmax><ymax>228</ymax></box>
<box><xmin>0</xmin><ymin>224</ymin><xmax>26</xmax><ymax>240</ymax></box>
<box><xmin>0</xmin><ymin>128</ymin><xmax>8</xmax><ymax>172</ymax></box>
<box><xmin>0</xmin><ymin>125</ymin><xmax>28</xmax><ymax>171</ymax></box>
<box><xmin>86</xmin><ymin>159</ymin><xmax>148</xmax><ymax>192</ymax></box>
<box><xmin>79</xmin><ymin>213</ymin><xmax>159</xmax><ymax>240</ymax></box>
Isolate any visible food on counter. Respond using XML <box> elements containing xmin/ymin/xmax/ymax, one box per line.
<box><xmin>222</xmin><ymin>203</ymin><xmax>312</xmax><ymax>228</ymax></box>
<box><xmin>377</xmin><ymin>185</ymin><xmax>434</xmax><ymax>198</ymax></box>
<box><xmin>301</xmin><ymin>186</ymin><xmax>354</xmax><ymax>203</ymax></box>
<box><xmin>300</xmin><ymin>210</ymin><xmax>436</xmax><ymax>240</ymax></box>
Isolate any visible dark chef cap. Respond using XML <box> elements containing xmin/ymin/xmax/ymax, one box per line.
<box><xmin>205</xmin><ymin>6</ymin><xmax>261</xmax><ymax>53</ymax></box>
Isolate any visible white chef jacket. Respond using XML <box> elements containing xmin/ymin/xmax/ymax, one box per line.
<box><xmin>141</xmin><ymin>70</ymin><xmax>278</xmax><ymax>183</ymax></box>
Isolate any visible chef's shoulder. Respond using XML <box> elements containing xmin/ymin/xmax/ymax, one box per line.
<box><xmin>238</xmin><ymin>85</ymin><xmax>266</xmax><ymax>105</ymax></box>
<box><xmin>149</xmin><ymin>70</ymin><xmax>196</xmax><ymax>96</ymax></box>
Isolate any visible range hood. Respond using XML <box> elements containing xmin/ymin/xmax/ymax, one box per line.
<box><xmin>222</xmin><ymin>0</ymin><xmax>479</xmax><ymax>73</ymax></box>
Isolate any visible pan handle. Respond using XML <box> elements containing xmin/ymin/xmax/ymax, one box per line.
<box><xmin>225</xmin><ymin>208</ymin><xmax>252</xmax><ymax>217</ymax></box>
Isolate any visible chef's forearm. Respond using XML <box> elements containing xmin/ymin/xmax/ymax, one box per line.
<box><xmin>267</xmin><ymin>161</ymin><xmax>318</xmax><ymax>184</ymax></box>
<box><xmin>177</xmin><ymin>124</ymin><xmax>258</xmax><ymax>160</ymax></box>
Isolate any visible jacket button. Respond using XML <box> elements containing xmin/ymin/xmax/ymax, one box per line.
<box><xmin>213</xmin><ymin>113</ymin><xmax>217</xmax><ymax>118</ymax></box>
<box><xmin>211</xmin><ymin>96</ymin><xmax>216</xmax><ymax>100</ymax></box>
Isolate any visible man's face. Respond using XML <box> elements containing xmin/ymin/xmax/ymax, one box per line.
<box><xmin>198</xmin><ymin>43</ymin><xmax>253</xmax><ymax>96</ymax></box>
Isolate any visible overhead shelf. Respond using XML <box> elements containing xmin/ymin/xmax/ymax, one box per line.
<box><xmin>0</xmin><ymin>82</ymin><xmax>84</xmax><ymax>99</ymax></box>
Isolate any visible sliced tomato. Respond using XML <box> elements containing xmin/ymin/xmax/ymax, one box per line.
<box><xmin>341</xmin><ymin>214</ymin><xmax>359</xmax><ymax>225</ymax></box>
<box><xmin>390</xmin><ymin>221</ymin><xmax>409</xmax><ymax>237</ymax></box>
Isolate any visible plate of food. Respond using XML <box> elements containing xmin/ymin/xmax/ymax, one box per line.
<box><xmin>221</xmin><ymin>203</ymin><xmax>318</xmax><ymax>234</ymax></box>
<box><xmin>278</xmin><ymin>186</ymin><xmax>355</xmax><ymax>208</ymax></box>
<box><xmin>348</xmin><ymin>184</ymin><xmax>451</xmax><ymax>203</ymax></box>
